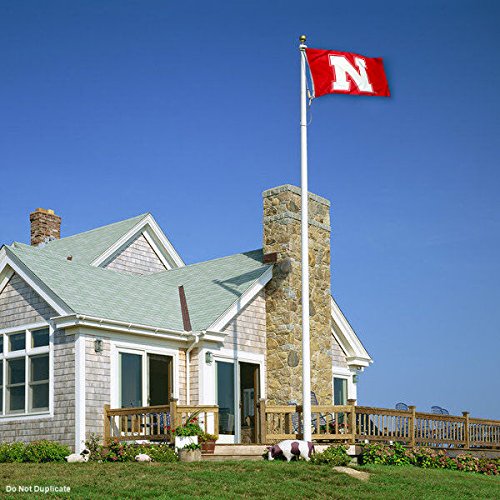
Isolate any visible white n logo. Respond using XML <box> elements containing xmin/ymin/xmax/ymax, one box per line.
<box><xmin>328</xmin><ymin>55</ymin><xmax>374</xmax><ymax>93</ymax></box>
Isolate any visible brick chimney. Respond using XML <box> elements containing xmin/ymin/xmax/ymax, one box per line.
<box><xmin>30</xmin><ymin>208</ymin><xmax>61</xmax><ymax>246</ymax></box>
<box><xmin>263</xmin><ymin>185</ymin><xmax>333</xmax><ymax>405</ymax></box>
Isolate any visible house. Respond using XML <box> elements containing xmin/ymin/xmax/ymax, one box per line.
<box><xmin>0</xmin><ymin>184</ymin><xmax>372</xmax><ymax>450</ymax></box>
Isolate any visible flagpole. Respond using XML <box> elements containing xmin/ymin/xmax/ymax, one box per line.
<box><xmin>299</xmin><ymin>34</ymin><xmax>312</xmax><ymax>442</ymax></box>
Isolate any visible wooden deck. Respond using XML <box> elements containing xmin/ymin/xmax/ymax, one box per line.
<box><xmin>260</xmin><ymin>400</ymin><xmax>500</xmax><ymax>450</ymax></box>
<box><xmin>103</xmin><ymin>400</ymin><xmax>500</xmax><ymax>451</ymax></box>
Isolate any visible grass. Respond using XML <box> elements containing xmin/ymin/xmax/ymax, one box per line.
<box><xmin>0</xmin><ymin>461</ymin><xmax>499</xmax><ymax>499</ymax></box>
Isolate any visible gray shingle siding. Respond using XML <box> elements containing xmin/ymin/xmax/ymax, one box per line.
<box><xmin>0</xmin><ymin>273</ymin><xmax>53</xmax><ymax>328</ymax></box>
<box><xmin>0</xmin><ymin>273</ymin><xmax>75</xmax><ymax>448</ymax></box>
<box><xmin>85</xmin><ymin>336</ymin><xmax>111</xmax><ymax>438</ymax></box>
<box><xmin>104</xmin><ymin>233</ymin><xmax>167</xmax><ymax>276</ymax></box>
<box><xmin>331</xmin><ymin>335</ymin><xmax>348</xmax><ymax>369</ymax></box>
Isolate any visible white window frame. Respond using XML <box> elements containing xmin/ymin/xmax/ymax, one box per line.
<box><xmin>0</xmin><ymin>322</ymin><xmax>53</xmax><ymax>421</ymax></box>
<box><xmin>332</xmin><ymin>366</ymin><xmax>357</xmax><ymax>404</ymax></box>
<box><xmin>110</xmin><ymin>338</ymin><xmax>179</xmax><ymax>409</ymax></box>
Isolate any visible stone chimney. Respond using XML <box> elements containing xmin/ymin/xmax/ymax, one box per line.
<box><xmin>30</xmin><ymin>208</ymin><xmax>61</xmax><ymax>246</ymax></box>
<box><xmin>263</xmin><ymin>185</ymin><xmax>333</xmax><ymax>405</ymax></box>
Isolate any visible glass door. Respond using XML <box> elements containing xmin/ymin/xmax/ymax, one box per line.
<box><xmin>239</xmin><ymin>362</ymin><xmax>260</xmax><ymax>443</ymax></box>
<box><xmin>216</xmin><ymin>361</ymin><xmax>235</xmax><ymax>443</ymax></box>
<box><xmin>120</xmin><ymin>352</ymin><xmax>142</xmax><ymax>408</ymax></box>
<box><xmin>148</xmin><ymin>354</ymin><xmax>172</xmax><ymax>406</ymax></box>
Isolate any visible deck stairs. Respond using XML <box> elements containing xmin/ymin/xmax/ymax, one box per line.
<box><xmin>201</xmin><ymin>444</ymin><xmax>341</xmax><ymax>461</ymax></box>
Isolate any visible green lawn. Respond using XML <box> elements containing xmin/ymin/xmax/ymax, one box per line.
<box><xmin>0</xmin><ymin>462</ymin><xmax>499</xmax><ymax>499</ymax></box>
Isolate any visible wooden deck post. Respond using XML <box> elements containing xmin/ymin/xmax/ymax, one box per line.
<box><xmin>347</xmin><ymin>399</ymin><xmax>356</xmax><ymax>444</ymax></box>
<box><xmin>103</xmin><ymin>404</ymin><xmax>111</xmax><ymax>445</ymax></box>
<box><xmin>258</xmin><ymin>399</ymin><xmax>267</xmax><ymax>444</ymax></box>
<box><xmin>409</xmin><ymin>406</ymin><xmax>416</xmax><ymax>448</ymax></box>
<box><xmin>462</xmin><ymin>411</ymin><xmax>470</xmax><ymax>449</ymax></box>
<box><xmin>170</xmin><ymin>398</ymin><xmax>178</xmax><ymax>430</ymax></box>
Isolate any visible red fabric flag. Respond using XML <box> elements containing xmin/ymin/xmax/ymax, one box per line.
<box><xmin>305</xmin><ymin>48</ymin><xmax>390</xmax><ymax>98</ymax></box>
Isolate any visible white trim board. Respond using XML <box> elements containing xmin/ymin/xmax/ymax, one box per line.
<box><xmin>0</xmin><ymin>250</ymin><xmax>71</xmax><ymax>316</ymax></box>
<box><xmin>331</xmin><ymin>296</ymin><xmax>372</xmax><ymax>368</ymax></box>
<box><xmin>74</xmin><ymin>333</ymin><xmax>86</xmax><ymax>452</ymax></box>
<box><xmin>91</xmin><ymin>214</ymin><xmax>184</xmax><ymax>270</ymax></box>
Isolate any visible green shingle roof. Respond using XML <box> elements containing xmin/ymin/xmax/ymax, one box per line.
<box><xmin>32</xmin><ymin>213</ymin><xmax>149</xmax><ymax>265</ymax></box>
<box><xmin>6</xmin><ymin>238</ymin><xmax>271</xmax><ymax>332</ymax></box>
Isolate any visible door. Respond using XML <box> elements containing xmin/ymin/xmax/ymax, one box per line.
<box><xmin>216</xmin><ymin>361</ymin><xmax>236</xmax><ymax>443</ymax></box>
<box><xmin>119</xmin><ymin>351</ymin><xmax>173</xmax><ymax>408</ymax></box>
<box><xmin>120</xmin><ymin>352</ymin><xmax>142</xmax><ymax>408</ymax></box>
<box><xmin>148</xmin><ymin>354</ymin><xmax>173</xmax><ymax>406</ymax></box>
<box><xmin>239</xmin><ymin>362</ymin><xmax>260</xmax><ymax>443</ymax></box>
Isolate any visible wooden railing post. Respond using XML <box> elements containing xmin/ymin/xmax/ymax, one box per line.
<box><xmin>170</xmin><ymin>398</ymin><xmax>178</xmax><ymax>430</ymax></box>
<box><xmin>103</xmin><ymin>404</ymin><xmax>111</xmax><ymax>445</ymax></box>
<box><xmin>259</xmin><ymin>399</ymin><xmax>267</xmax><ymax>444</ymax></box>
<box><xmin>463</xmin><ymin>411</ymin><xmax>470</xmax><ymax>449</ymax></box>
<box><xmin>214</xmin><ymin>407</ymin><xmax>219</xmax><ymax>438</ymax></box>
<box><xmin>347</xmin><ymin>399</ymin><xmax>356</xmax><ymax>444</ymax></box>
<box><xmin>409</xmin><ymin>406</ymin><xmax>416</xmax><ymax>448</ymax></box>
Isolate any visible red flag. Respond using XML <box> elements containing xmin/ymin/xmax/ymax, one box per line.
<box><xmin>305</xmin><ymin>48</ymin><xmax>390</xmax><ymax>98</ymax></box>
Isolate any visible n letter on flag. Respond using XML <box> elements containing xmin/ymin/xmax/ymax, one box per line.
<box><xmin>306</xmin><ymin>48</ymin><xmax>390</xmax><ymax>98</ymax></box>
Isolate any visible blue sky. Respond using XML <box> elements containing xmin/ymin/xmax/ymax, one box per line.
<box><xmin>1</xmin><ymin>1</ymin><xmax>499</xmax><ymax>417</ymax></box>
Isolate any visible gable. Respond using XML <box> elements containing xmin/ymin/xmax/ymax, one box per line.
<box><xmin>104</xmin><ymin>233</ymin><xmax>167</xmax><ymax>276</ymax></box>
<box><xmin>331</xmin><ymin>332</ymin><xmax>348</xmax><ymax>369</ymax></box>
<box><xmin>0</xmin><ymin>273</ymin><xmax>55</xmax><ymax>329</ymax></box>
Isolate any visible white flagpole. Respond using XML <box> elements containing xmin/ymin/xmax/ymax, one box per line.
<box><xmin>299</xmin><ymin>34</ymin><xmax>312</xmax><ymax>442</ymax></box>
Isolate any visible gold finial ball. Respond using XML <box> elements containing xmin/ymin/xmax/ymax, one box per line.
<box><xmin>299</xmin><ymin>35</ymin><xmax>307</xmax><ymax>43</ymax></box>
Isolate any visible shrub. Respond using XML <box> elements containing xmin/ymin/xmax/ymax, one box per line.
<box><xmin>130</xmin><ymin>443</ymin><xmax>178</xmax><ymax>462</ymax></box>
<box><xmin>310</xmin><ymin>445</ymin><xmax>351</xmax><ymax>466</ymax></box>
<box><xmin>0</xmin><ymin>441</ymin><xmax>70</xmax><ymax>463</ymax></box>
<box><xmin>23</xmin><ymin>441</ymin><xmax>71</xmax><ymax>463</ymax></box>
<box><xmin>86</xmin><ymin>437</ymin><xmax>178</xmax><ymax>463</ymax></box>
<box><xmin>360</xmin><ymin>443</ymin><xmax>499</xmax><ymax>476</ymax></box>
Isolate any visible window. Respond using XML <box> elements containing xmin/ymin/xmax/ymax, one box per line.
<box><xmin>334</xmin><ymin>377</ymin><xmax>347</xmax><ymax>405</ymax></box>
<box><xmin>0</xmin><ymin>326</ymin><xmax>50</xmax><ymax>416</ymax></box>
<box><xmin>118</xmin><ymin>350</ymin><xmax>173</xmax><ymax>408</ymax></box>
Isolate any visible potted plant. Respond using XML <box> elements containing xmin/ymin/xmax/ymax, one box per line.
<box><xmin>199</xmin><ymin>432</ymin><xmax>218</xmax><ymax>454</ymax></box>
<box><xmin>174</xmin><ymin>413</ymin><xmax>203</xmax><ymax>451</ymax></box>
<box><xmin>177</xmin><ymin>442</ymin><xmax>202</xmax><ymax>462</ymax></box>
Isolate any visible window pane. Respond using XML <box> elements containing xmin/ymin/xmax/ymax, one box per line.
<box><xmin>9</xmin><ymin>333</ymin><xmax>25</xmax><ymax>352</ymax></box>
<box><xmin>32</xmin><ymin>328</ymin><xmax>49</xmax><ymax>348</ymax></box>
<box><xmin>120</xmin><ymin>353</ymin><xmax>142</xmax><ymax>408</ymax></box>
<box><xmin>8</xmin><ymin>358</ymin><xmax>25</xmax><ymax>385</ymax></box>
<box><xmin>216</xmin><ymin>361</ymin><xmax>235</xmax><ymax>435</ymax></box>
<box><xmin>0</xmin><ymin>359</ymin><xmax>2</xmax><ymax>386</ymax></box>
<box><xmin>8</xmin><ymin>385</ymin><xmax>25</xmax><ymax>412</ymax></box>
<box><xmin>334</xmin><ymin>377</ymin><xmax>347</xmax><ymax>405</ymax></box>
<box><xmin>31</xmin><ymin>383</ymin><xmax>49</xmax><ymax>410</ymax></box>
<box><xmin>30</xmin><ymin>355</ymin><xmax>49</xmax><ymax>382</ymax></box>
<box><xmin>0</xmin><ymin>335</ymin><xmax>3</xmax><ymax>354</ymax></box>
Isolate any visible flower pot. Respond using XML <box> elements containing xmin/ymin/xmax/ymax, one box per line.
<box><xmin>175</xmin><ymin>436</ymin><xmax>198</xmax><ymax>451</ymax></box>
<box><xmin>201</xmin><ymin>441</ymin><xmax>216</xmax><ymax>454</ymax></box>
<box><xmin>178</xmin><ymin>448</ymin><xmax>202</xmax><ymax>462</ymax></box>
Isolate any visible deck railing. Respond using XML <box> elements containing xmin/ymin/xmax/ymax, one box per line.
<box><xmin>260</xmin><ymin>400</ymin><xmax>500</xmax><ymax>450</ymax></box>
<box><xmin>103</xmin><ymin>400</ymin><xmax>219</xmax><ymax>444</ymax></box>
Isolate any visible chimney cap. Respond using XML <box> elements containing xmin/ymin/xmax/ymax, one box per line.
<box><xmin>33</xmin><ymin>208</ymin><xmax>56</xmax><ymax>215</ymax></box>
